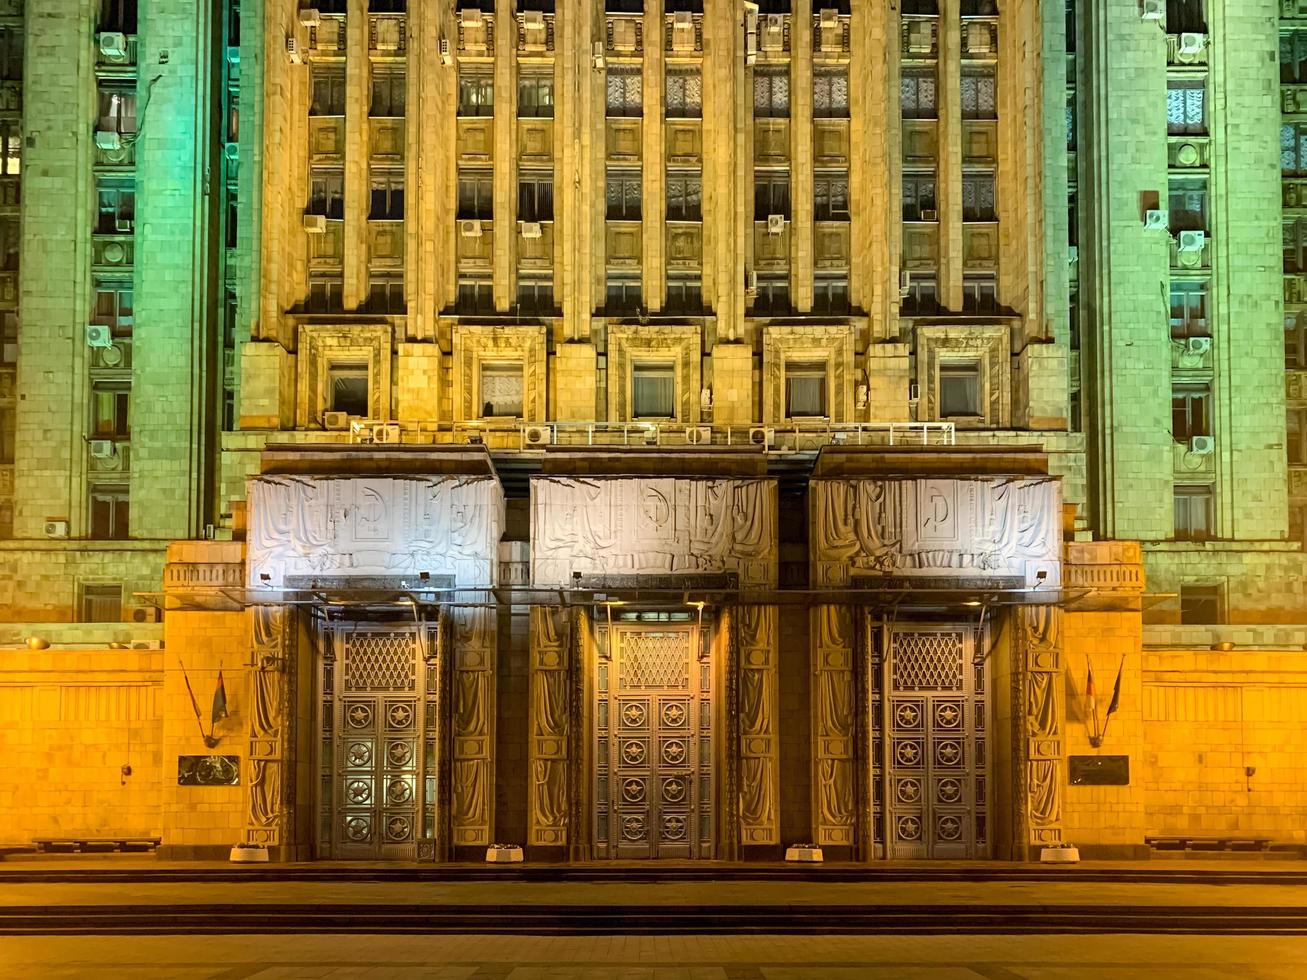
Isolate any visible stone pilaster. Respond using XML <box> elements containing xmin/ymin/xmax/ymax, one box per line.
<box><xmin>528</xmin><ymin>605</ymin><xmax>571</xmax><ymax>849</ymax></box>
<box><xmin>449</xmin><ymin>605</ymin><xmax>496</xmax><ymax>849</ymax></box>
<box><xmin>811</xmin><ymin>603</ymin><xmax>856</xmax><ymax>849</ymax></box>
<box><xmin>737</xmin><ymin>603</ymin><xmax>779</xmax><ymax>847</ymax></box>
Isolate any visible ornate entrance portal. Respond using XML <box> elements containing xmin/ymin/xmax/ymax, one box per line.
<box><xmin>595</xmin><ymin>624</ymin><xmax>713</xmax><ymax>859</ymax></box>
<box><xmin>874</xmin><ymin>627</ymin><xmax>989</xmax><ymax>859</ymax></box>
<box><xmin>317</xmin><ymin>622</ymin><xmax>440</xmax><ymax>860</ymax></box>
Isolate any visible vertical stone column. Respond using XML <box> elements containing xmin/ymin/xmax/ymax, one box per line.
<box><xmin>245</xmin><ymin>605</ymin><xmax>296</xmax><ymax>850</ymax></box>
<box><xmin>528</xmin><ymin>605</ymin><xmax>571</xmax><ymax>848</ymax></box>
<box><xmin>811</xmin><ymin>603</ymin><xmax>856</xmax><ymax>849</ymax></box>
<box><xmin>450</xmin><ymin>605</ymin><xmax>497</xmax><ymax>849</ymax></box>
<box><xmin>791</xmin><ymin>2</ymin><xmax>814</xmax><ymax>313</ymax></box>
<box><xmin>702</xmin><ymin>0</ymin><xmax>743</xmax><ymax>332</ymax></box>
<box><xmin>643</xmin><ymin>1</ymin><xmax>666</xmax><ymax>311</ymax></box>
<box><xmin>937</xmin><ymin>0</ymin><xmax>963</xmax><ymax>312</ymax></box>
<box><xmin>849</xmin><ymin>0</ymin><xmax>895</xmax><ymax>339</ymax></box>
<box><xmin>493</xmin><ymin>0</ymin><xmax>518</xmax><ymax>312</ymax></box>
<box><xmin>737</xmin><ymin>604</ymin><xmax>779</xmax><ymax>847</ymax></box>
<box><xmin>1015</xmin><ymin>605</ymin><xmax>1064</xmax><ymax>855</ymax></box>
<box><xmin>343</xmin><ymin>0</ymin><xmax>370</xmax><ymax>310</ymax></box>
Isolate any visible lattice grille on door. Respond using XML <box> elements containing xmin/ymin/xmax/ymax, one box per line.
<box><xmin>618</xmin><ymin>631</ymin><xmax>691</xmax><ymax>690</ymax></box>
<box><xmin>890</xmin><ymin>632</ymin><xmax>964</xmax><ymax>692</ymax></box>
<box><xmin>343</xmin><ymin>631</ymin><xmax>418</xmax><ymax>692</ymax></box>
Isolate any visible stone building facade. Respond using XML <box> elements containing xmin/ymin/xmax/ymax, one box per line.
<box><xmin>0</xmin><ymin>1</ymin><xmax>1305</xmax><ymax>862</ymax></box>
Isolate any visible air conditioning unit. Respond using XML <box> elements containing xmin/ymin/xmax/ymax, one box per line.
<box><xmin>521</xmin><ymin>221</ymin><xmax>543</xmax><ymax>239</ymax></box>
<box><xmin>89</xmin><ymin>439</ymin><xmax>116</xmax><ymax>460</ymax></box>
<box><xmin>99</xmin><ymin>32</ymin><xmax>128</xmax><ymax>58</ymax></box>
<box><xmin>1140</xmin><ymin>0</ymin><xmax>1165</xmax><ymax>22</ymax></box>
<box><xmin>592</xmin><ymin>41</ymin><xmax>606</xmax><ymax>69</ymax></box>
<box><xmin>672</xmin><ymin>10</ymin><xmax>695</xmax><ymax>51</ymax></box>
<box><xmin>299</xmin><ymin>8</ymin><xmax>321</xmax><ymax>28</ymax></box>
<box><xmin>1189</xmin><ymin>435</ymin><xmax>1215</xmax><ymax>456</ymax></box>
<box><xmin>1178</xmin><ymin>32</ymin><xmax>1206</xmax><ymax>55</ymax></box>
<box><xmin>323</xmin><ymin>411</ymin><xmax>351</xmax><ymax>431</ymax></box>
<box><xmin>766</xmin><ymin>214</ymin><xmax>785</xmax><ymax>235</ymax></box>
<box><xmin>523</xmin><ymin>424</ymin><xmax>552</xmax><ymax>447</ymax></box>
<box><xmin>95</xmin><ymin>130</ymin><xmax>123</xmax><ymax>151</ymax></box>
<box><xmin>375</xmin><ymin>18</ymin><xmax>402</xmax><ymax>51</ymax></box>
<box><xmin>920</xmin><ymin>209</ymin><xmax>938</xmax><ymax>222</ymax></box>
<box><xmin>1186</xmin><ymin>336</ymin><xmax>1212</xmax><ymax>355</ymax></box>
<box><xmin>373</xmin><ymin>423</ymin><xmax>401</xmax><ymax>444</ymax></box>
<box><xmin>748</xmin><ymin>426</ymin><xmax>775</xmax><ymax>448</ymax></box>
<box><xmin>1144</xmin><ymin>209</ymin><xmax>1169</xmax><ymax>230</ymax></box>
<box><xmin>302</xmin><ymin>213</ymin><xmax>328</xmax><ymax>234</ymax></box>
<box><xmin>967</xmin><ymin>22</ymin><xmax>992</xmax><ymax>55</ymax></box>
<box><xmin>130</xmin><ymin>605</ymin><xmax>160</xmax><ymax>624</ymax></box>
<box><xmin>761</xmin><ymin>14</ymin><xmax>784</xmax><ymax>51</ymax></box>
<box><xmin>908</xmin><ymin>21</ymin><xmax>932</xmax><ymax>55</ymax></box>
<box><xmin>1177</xmin><ymin>230</ymin><xmax>1206</xmax><ymax>253</ymax></box>
<box><xmin>44</xmin><ymin>520</ymin><xmax>69</xmax><ymax>539</ymax></box>
<box><xmin>440</xmin><ymin>37</ymin><xmax>453</xmax><ymax>65</ymax></box>
<box><xmin>899</xmin><ymin>270</ymin><xmax>912</xmax><ymax>297</ymax></box>
<box><xmin>684</xmin><ymin>425</ymin><xmax>711</xmax><ymax>445</ymax></box>
<box><xmin>86</xmin><ymin>324</ymin><xmax>113</xmax><ymax>349</ymax></box>
<box><xmin>460</xmin><ymin>219</ymin><xmax>484</xmax><ymax>238</ymax></box>
<box><xmin>286</xmin><ymin>34</ymin><xmax>303</xmax><ymax>64</ymax></box>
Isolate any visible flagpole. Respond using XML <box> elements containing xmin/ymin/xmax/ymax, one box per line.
<box><xmin>179</xmin><ymin>658</ymin><xmax>210</xmax><ymax>744</ymax></box>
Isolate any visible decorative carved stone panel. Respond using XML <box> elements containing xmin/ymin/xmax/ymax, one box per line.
<box><xmin>531</xmin><ymin>477</ymin><xmax>778</xmax><ymax>589</ymax></box>
<box><xmin>914</xmin><ymin>324</ymin><xmax>1013</xmax><ymax>428</ymax></box>
<box><xmin>529</xmin><ymin>606</ymin><xmax>571</xmax><ymax>847</ymax></box>
<box><xmin>605</xmin><ymin>324</ymin><xmax>702</xmax><ymax>424</ymax></box>
<box><xmin>295</xmin><ymin>323</ymin><xmax>392</xmax><ymax>427</ymax></box>
<box><xmin>761</xmin><ymin>324</ymin><xmax>855</xmax><ymax>424</ymax></box>
<box><xmin>452</xmin><ymin>324</ymin><xmax>547</xmax><ymax>423</ymax></box>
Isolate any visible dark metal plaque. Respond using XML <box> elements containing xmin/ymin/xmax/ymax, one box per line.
<box><xmin>177</xmin><ymin>755</ymin><xmax>241</xmax><ymax>786</ymax></box>
<box><xmin>1069</xmin><ymin>755</ymin><xmax>1129</xmax><ymax>786</ymax></box>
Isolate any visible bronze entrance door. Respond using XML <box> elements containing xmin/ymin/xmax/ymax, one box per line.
<box><xmin>876</xmin><ymin>628</ymin><xmax>989</xmax><ymax>859</ymax></box>
<box><xmin>317</xmin><ymin>623</ymin><xmax>440</xmax><ymax>860</ymax></box>
<box><xmin>595</xmin><ymin>625</ymin><xmax>713</xmax><ymax>859</ymax></box>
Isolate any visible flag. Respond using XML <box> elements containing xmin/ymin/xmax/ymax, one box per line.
<box><xmin>1085</xmin><ymin>657</ymin><xmax>1098</xmax><ymax>720</ymax></box>
<box><xmin>181</xmin><ymin>660</ymin><xmax>203</xmax><ymax>721</ymax></box>
<box><xmin>1106</xmin><ymin>657</ymin><xmax>1124</xmax><ymax>717</ymax></box>
<box><xmin>212</xmin><ymin>669</ymin><xmax>229</xmax><ymax>726</ymax></box>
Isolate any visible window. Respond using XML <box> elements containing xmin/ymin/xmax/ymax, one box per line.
<box><xmin>1283</xmin><ymin>123</ymin><xmax>1307</xmax><ymax>176</ymax></box>
<box><xmin>1281</xmin><ymin>31</ymin><xmax>1307</xmax><ymax>85</ymax></box>
<box><xmin>813</xmin><ymin>275</ymin><xmax>849</xmax><ymax>315</ymax></box>
<box><xmin>665</xmin><ymin>68</ymin><xmax>702</xmax><ymax>118</ymax></box>
<box><xmin>902</xmin><ymin>172</ymin><xmax>936</xmax><ymax>221</ymax></box>
<box><xmin>960</xmin><ymin>67</ymin><xmax>996</xmax><ymax>120</ymax></box>
<box><xmin>89</xmin><ymin>486</ymin><xmax>130</xmax><ymax>540</ymax></box>
<box><xmin>92</xmin><ymin>285</ymin><xmax>134</xmax><ymax>336</ymax></box>
<box><xmin>785</xmin><ymin>362</ymin><xmax>827</xmax><ymax>419</ymax></box>
<box><xmin>369</xmin><ymin>173</ymin><xmax>404</xmax><ymax>220</ymax></box>
<box><xmin>900</xmin><ymin>68</ymin><xmax>937</xmax><ymax>119</ymax></box>
<box><xmin>1174</xmin><ymin>486</ymin><xmax>1213</xmax><ymax>542</ymax></box>
<box><xmin>0</xmin><ymin>29</ymin><xmax>19</xmax><ymax>83</ymax></box>
<box><xmin>1167</xmin><ymin>79</ymin><xmax>1205</xmax><ymax>135</ymax></box>
<box><xmin>457</xmin><ymin>280</ymin><xmax>495</xmax><ymax>314</ymax></box>
<box><xmin>96</xmin><ymin>183</ymin><xmax>135</xmax><ymax>234</ymax></box>
<box><xmin>1288</xmin><ymin>314</ymin><xmax>1307</xmax><ymax>370</ymax></box>
<box><xmin>814</xmin><ymin>173</ymin><xmax>849</xmax><ymax>221</ymax></box>
<box><xmin>754</xmin><ymin>171</ymin><xmax>790</xmax><ymax>220</ymax></box>
<box><xmin>365</xmin><ymin>279</ymin><xmax>405</xmax><ymax>313</ymax></box>
<box><xmin>1287</xmin><ymin>219</ymin><xmax>1307</xmax><ymax>274</ymax></box>
<box><xmin>939</xmin><ymin>363</ymin><xmax>981</xmax><ymax>417</ymax></box>
<box><xmin>665</xmin><ymin>277</ymin><xmax>702</xmax><ymax>313</ymax></box>
<box><xmin>607</xmin><ymin>67</ymin><xmax>642</xmax><ymax>117</ymax></box>
<box><xmin>518</xmin><ymin>73</ymin><xmax>554</xmax><ymax>117</ymax></box>
<box><xmin>961</xmin><ymin>173</ymin><xmax>996</xmax><ymax>221</ymax></box>
<box><xmin>1179</xmin><ymin>584</ymin><xmax>1222</xmax><ymax>626</ymax></box>
<box><xmin>308</xmin><ymin>172</ymin><xmax>345</xmax><ymax>219</ymax></box>
<box><xmin>328</xmin><ymin>363</ymin><xmax>369</xmax><ymax>416</ymax></box>
<box><xmin>306</xmin><ymin>279</ymin><xmax>344</xmax><ymax>313</ymax></box>
<box><xmin>1168</xmin><ymin>179</ymin><xmax>1207</xmax><ymax>233</ymax></box>
<box><xmin>606</xmin><ymin>170</ymin><xmax>642</xmax><ymax>220</ymax></box>
<box><xmin>753</xmin><ymin>67</ymin><xmax>790</xmax><ymax>118</ymax></box>
<box><xmin>1167</xmin><ymin>0</ymin><xmax>1206</xmax><ymax>34</ymax></box>
<box><xmin>901</xmin><ymin>275</ymin><xmax>938</xmax><ymax>315</ymax></box>
<box><xmin>458</xmin><ymin>172</ymin><xmax>494</xmax><ymax>219</ymax></box>
<box><xmin>962</xmin><ymin>276</ymin><xmax>998</xmax><ymax>313</ymax></box>
<box><xmin>81</xmin><ymin>584</ymin><xmax>123</xmax><ymax>623</ymax></box>
<box><xmin>370</xmin><ymin>68</ymin><xmax>406</xmax><ymax>116</ymax></box>
<box><xmin>480</xmin><ymin>363</ymin><xmax>524</xmax><ymax>417</ymax></box>
<box><xmin>1170</xmin><ymin>280</ymin><xmax>1209</xmax><ymax>339</ymax></box>
<box><xmin>97</xmin><ymin>89</ymin><xmax>138</xmax><ymax>136</ymax></box>
<box><xmin>518</xmin><ymin>173</ymin><xmax>554</xmax><ymax>222</ymax></box>
<box><xmin>310</xmin><ymin>69</ymin><xmax>346</xmax><ymax>116</ymax></box>
<box><xmin>632</xmin><ymin>363</ymin><xmax>675</xmax><ymax>418</ymax></box>
<box><xmin>751</xmin><ymin>274</ymin><xmax>790</xmax><ymax>315</ymax></box>
<box><xmin>91</xmin><ymin>384</ymin><xmax>130</xmax><ymax>438</ymax></box>
<box><xmin>666</xmin><ymin>172</ymin><xmax>702</xmax><ymax>221</ymax></box>
<box><xmin>458</xmin><ymin>73</ymin><xmax>493</xmax><ymax>116</ymax></box>
<box><xmin>1289</xmin><ymin>407</ymin><xmax>1307</xmax><ymax>466</ymax></box>
<box><xmin>813</xmin><ymin>68</ymin><xmax>849</xmax><ymax>118</ymax></box>
<box><xmin>516</xmin><ymin>279</ymin><xmax>553</xmax><ymax>315</ymax></box>
<box><xmin>1</xmin><ymin>310</ymin><xmax>15</xmax><ymax>364</ymax></box>
<box><xmin>1066</xmin><ymin>90</ymin><xmax>1076</xmax><ymax>150</ymax></box>
<box><xmin>1171</xmin><ymin>383</ymin><xmax>1211</xmax><ymax>442</ymax></box>
<box><xmin>0</xmin><ymin>216</ymin><xmax>14</xmax><ymax>271</ymax></box>
<box><xmin>99</xmin><ymin>0</ymin><xmax>138</xmax><ymax>33</ymax></box>
<box><xmin>605</xmin><ymin>277</ymin><xmax>641</xmax><ymax>313</ymax></box>
<box><xmin>0</xmin><ymin>123</ymin><xmax>18</xmax><ymax>176</ymax></box>
<box><xmin>0</xmin><ymin>406</ymin><xmax>12</xmax><ymax>464</ymax></box>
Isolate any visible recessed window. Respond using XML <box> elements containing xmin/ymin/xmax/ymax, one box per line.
<box><xmin>365</xmin><ymin>279</ymin><xmax>405</xmax><ymax>314</ymax></box>
<box><xmin>753</xmin><ymin>66</ymin><xmax>790</xmax><ymax>118</ymax></box>
<box><xmin>813</xmin><ymin>275</ymin><xmax>849</xmax><ymax>315</ymax></box>
<box><xmin>939</xmin><ymin>363</ymin><xmax>982</xmax><ymax>418</ymax></box>
<box><xmin>606</xmin><ymin>66</ymin><xmax>642</xmax><ymax>117</ymax></box>
<box><xmin>665</xmin><ymin>68</ymin><xmax>702</xmax><ymax>118</ymax></box>
<box><xmin>516</xmin><ymin>278</ymin><xmax>553</xmax><ymax>315</ymax></box>
<box><xmin>328</xmin><ymin>363</ymin><xmax>370</xmax><ymax>417</ymax></box>
<box><xmin>457</xmin><ymin>280</ymin><xmax>494</xmax><ymax>314</ymax></box>
<box><xmin>814</xmin><ymin>173</ymin><xmax>849</xmax><ymax>221</ymax></box>
<box><xmin>632</xmin><ymin>363</ymin><xmax>675</xmax><ymax>419</ymax></box>
<box><xmin>1170</xmin><ymin>280</ymin><xmax>1209</xmax><ymax>339</ymax></box>
<box><xmin>99</xmin><ymin>0</ymin><xmax>139</xmax><ymax>33</ymax></box>
<box><xmin>1180</xmin><ymin>584</ymin><xmax>1222</xmax><ymax>625</ymax></box>
<box><xmin>901</xmin><ymin>275</ymin><xmax>938</xmax><ymax>315</ymax></box>
<box><xmin>1174</xmin><ymin>485</ymin><xmax>1213</xmax><ymax>542</ymax></box>
<box><xmin>900</xmin><ymin>68</ymin><xmax>937</xmax><ymax>119</ymax></box>
<box><xmin>1289</xmin><ymin>407</ymin><xmax>1307</xmax><ymax>466</ymax></box>
<box><xmin>457</xmin><ymin>73</ymin><xmax>493</xmax><ymax>117</ymax></box>
<box><xmin>308</xmin><ymin>172</ymin><xmax>345</xmax><ymax>220</ymax></box>
<box><xmin>89</xmin><ymin>485</ymin><xmax>129</xmax><ymax>540</ymax></box>
<box><xmin>902</xmin><ymin>172</ymin><xmax>936</xmax><ymax>221</ymax></box>
<box><xmin>1168</xmin><ymin>178</ymin><xmax>1207</xmax><ymax>233</ymax></box>
<box><xmin>960</xmin><ymin>66</ymin><xmax>996</xmax><ymax>120</ymax></box>
<box><xmin>306</xmin><ymin>279</ymin><xmax>344</xmax><ymax>313</ymax></box>
<box><xmin>518</xmin><ymin>73</ymin><xmax>554</xmax><ymax>118</ymax></box>
<box><xmin>458</xmin><ymin>171</ymin><xmax>494</xmax><ymax>220</ymax></box>
<box><xmin>754</xmin><ymin>171</ymin><xmax>790</xmax><ymax>220</ymax></box>
<box><xmin>751</xmin><ymin>274</ymin><xmax>790</xmax><ymax>315</ymax></box>
<box><xmin>1167</xmin><ymin>0</ymin><xmax>1207</xmax><ymax>35</ymax></box>
<box><xmin>962</xmin><ymin>276</ymin><xmax>998</xmax><ymax>314</ymax></box>
<box><xmin>606</xmin><ymin>170</ymin><xmax>642</xmax><ymax>220</ymax></box>
<box><xmin>96</xmin><ymin>182</ymin><xmax>135</xmax><ymax>234</ymax></box>
<box><xmin>813</xmin><ymin>68</ymin><xmax>849</xmax><ymax>119</ymax></box>
<box><xmin>1284</xmin><ymin>123</ymin><xmax>1307</xmax><ymax>176</ymax></box>
<box><xmin>92</xmin><ymin>383</ymin><xmax>131</xmax><ymax>439</ymax></box>
<box><xmin>1171</xmin><ymin>383</ymin><xmax>1211</xmax><ymax>442</ymax></box>
<box><xmin>605</xmin><ymin>277</ymin><xmax>641</xmax><ymax>313</ymax></box>
<box><xmin>97</xmin><ymin>88</ymin><xmax>138</xmax><ymax>136</ymax></box>
<box><xmin>480</xmin><ymin>362</ymin><xmax>524</xmax><ymax>418</ymax></box>
<box><xmin>961</xmin><ymin>173</ymin><xmax>996</xmax><ymax>222</ymax></box>
<box><xmin>369</xmin><ymin>173</ymin><xmax>404</xmax><ymax>220</ymax></box>
<box><xmin>1288</xmin><ymin>314</ymin><xmax>1307</xmax><ymax>370</ymax></box>
<box><xmin>665</xmin><ymin>277</ymin><xmax>702</xmax><ymax>313</ymax></box>
<box><xmin>666</xmin><ymin>172</ymin><xmax>702</xmax><ymax>221</ymax></box>
<box><xmin>370</xmin><ymin>68</ymin><xmax>406</xmax><ymax>117</ymax></box>
<box><xmin>1167</xmin><ymin>79</ymin><xmax>1205</xmax><ymax>135</ymax></box>
<box><xmin>92</xmin><ymin>285</ymin><xmax>134</xmax><ymax>336</ymax></box>
<box><xmin>81</xmin><ymin>584</ymin><xmax>123</xmax><ymax>623</ymax></box>
<box><xmin>310</xmin><ymin>68</ymin><xmax>346</xmax><ymax>116</ymax></box>
<box><xmin>518</xmin><ymin>173</ymin><xmax>554</xmax><ymax>222</ymax></box>
<box><xmin>785</xmin><ymin>362</ymin><xmax>827</xmax><ymax>419</ymax></box>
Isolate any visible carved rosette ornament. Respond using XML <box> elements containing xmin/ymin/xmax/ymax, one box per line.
<box><xmin>529</xmin><ymin>606</ymin><xmax>572</xmax><ymax>847</ymax></box>
<box><xmin>736</xmin><ymin>604</ymin><xmax>778</xmax><ymax>845</ymax></box>
<box><xmin>812</xmin><ymin>604</ymin><xmax>856</xmax><ymax>846</ymax></box>
<box><xmin>1018</xmin><ymin>606</ymin><xmax>1064</xmax><ymax>849</ymax></box>
<box><xmin>451</xmin><ymin>607</ymin><xmax>496</xmax><ymax>847</ymax></box>
<box><xmin>246</xmin><ymin>605</ymin><xmax>294</xmax><ymax>847</ymax></box>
